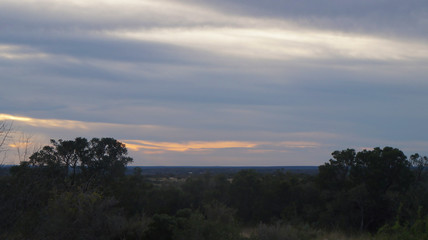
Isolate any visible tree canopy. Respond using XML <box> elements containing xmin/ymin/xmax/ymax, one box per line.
<box><xmin>22</xmin><ymin>137</ymin><xmax>132</xmax><ymax>188</ymax></box>
<box><xmin>1</xmin><ymin>142</ymin><xmax>428</xmax><ymax>239</ymax></box>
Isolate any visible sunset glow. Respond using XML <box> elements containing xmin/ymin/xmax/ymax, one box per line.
<box><xmin>123</xmin><ymin>140</ymin><xmax>259</xmax><ymax>153</ymax></box>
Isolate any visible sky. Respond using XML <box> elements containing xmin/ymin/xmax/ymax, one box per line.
<box><xmin>1</xmin><ymin>0</ymin><xmax>428</xmax><ymax>166</ymax></box>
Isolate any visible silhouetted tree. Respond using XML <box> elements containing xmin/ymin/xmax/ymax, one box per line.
<box><xmin>318</xmin><ymin>148</ymin><xmax>356</xmax><ymax>191</ymax></box>
<box><xmin>27</xmin><ymin>137</ymin><xmax>132</xmax><ymax>189</ymax></box>
<box><xmin>410</xmin><ymin>153</ymin><xmax>428</xmax><ymax>181</ymax></box>
<box><xmin>318</xmin><ymin>147</ymin><xmax>415</xmax><ymax>231</ymax></box>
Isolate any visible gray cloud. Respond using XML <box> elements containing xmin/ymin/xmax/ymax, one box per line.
<box><xmin>184</xmin><ymin>0</ymin><xmax>428</xmax><ymax>39</ymax></box>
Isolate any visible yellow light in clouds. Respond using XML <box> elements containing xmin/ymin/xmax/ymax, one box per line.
<box><xmin>0</xmin><ymin>114</ymin><xmax>32</xmax><ymax>122</ymax></box>
<box><xmin>0</xmin><ymin>113</ymin><xmax>169</xmax><ymax>135</ymax></box>
<box><xmin>122</xmin><ymin>140</ymin><xmax>321</xmax><ymax>155</ymax></box>
<box><xmin>0</xmin><ymin>114</ymin><xmax>88</xmax><ymax>129</ymax></box>
<box><xmin>8</xmin><ymin>143</ymin><xmax>27</xmax><ymax>148</ymax></box>
<box><xmin>123</xmin><ymin>140</ymin><xmax>258</xmax><ymax>153</ymax></box>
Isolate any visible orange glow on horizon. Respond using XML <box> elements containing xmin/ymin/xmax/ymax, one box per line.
<box><xmin>123</xmin><ymin>140</ymin><xmax>258</xmax><ymax>153</ymax></box>
<box><xmin>122</xmin><ymin>139</ymin><xmax>321</xmax><ymax>155</ymax></box>
<box><xmin>1</xmin><ymin>113</ymin><xmax>323</xmax><ymax>157</ymax></box>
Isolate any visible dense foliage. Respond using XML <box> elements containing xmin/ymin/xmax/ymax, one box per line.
<box><xmin>1</xmin><ymin>139</ymin><xmax>427</xmax><ymax>239</ymax></box>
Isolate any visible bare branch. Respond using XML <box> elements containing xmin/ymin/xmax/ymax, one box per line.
<box><xmin>0</xmin><ymin>121</ymin><xmax>12</xmax><ymax>149</ymax></box>
<box><xmin>0</xmin><ymin>121</ymin><xmax>13</xmax><ymax>166</ymax></box>
<box><xmin>14</xmin><ymin>132</ymin><xmax>43</xmax><ymax>163</ymax></box>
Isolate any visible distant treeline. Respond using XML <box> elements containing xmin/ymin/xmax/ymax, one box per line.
<box><xmin>0</xmin><ymin>165</ymin><xmax>318</xmax><ymax>177</ymax></box>
<box><xmin>1</xmin><ymin>137</ymin><xmax>427</xmax><ymax>240</ymax></box>
<box><xmin>125</xmin><ymin>166</ymin><xmax>319</xmax><ymax>177</ymax></box>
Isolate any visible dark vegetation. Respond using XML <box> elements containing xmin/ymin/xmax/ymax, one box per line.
<box><xmin>123</xmin><ymin>166</ymin><xmax>318</xmax><ymax>177</ymax></box>
<box><xmin>1</xmin><ymin>137</ymin><xmax>428</xmax><ymax>239</ymax></box>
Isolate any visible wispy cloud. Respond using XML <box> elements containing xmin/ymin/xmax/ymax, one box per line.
<box><xmin>3</xmin><ymin>0</ymin><xmax>427</xmax><ymax>63</ymax></box>
<box><xmin>122</xmin><ymin>139</ymin><xmax>321</xmax><ymax>155</ymax></box>
<box><xmin>110</xmin><ymin>27</ymin><xmax>428</xmax><ymax>61</ymax></box>
<box><xmin>0</xmin><ymin>44</ymin><xmax>48</xmax><ymax>60</ymax></box>
<box><xmin>0</xmin><ymin>114</ymin><xmax>162</xmax><ymax>132</ymax></box>
<box><xmin>0</xmin><ymin>113</ymin><xmax>324</xmax><ymax>160</ymax></box>
<box><xmin>0</xmin><ymin>114</ymin><xmax>89</xmax><ymax>130</ymax></box>
<box><xmin>123</xmin><ymin>140</ymin><xmax>258</xmax><ymax>153</ymax></box>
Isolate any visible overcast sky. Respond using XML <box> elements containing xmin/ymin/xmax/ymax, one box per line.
<box><xmin>1</xmin><ymin>0</ymin><xmax>427</xmax><ymax>166</ymax></box>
